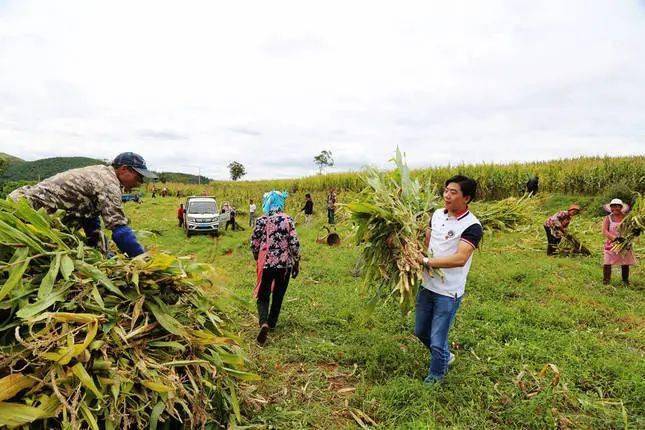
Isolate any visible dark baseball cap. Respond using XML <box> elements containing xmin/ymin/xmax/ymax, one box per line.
<box><xmin>111</xmin><ymin>152</ymin><xmax>158</xmax><ymax>179</ymax></box>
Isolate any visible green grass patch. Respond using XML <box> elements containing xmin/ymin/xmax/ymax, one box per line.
<box><xmin>127</xmin><ymin>193</ymin><xmax>644</xmax><ymax>429</ymax></box>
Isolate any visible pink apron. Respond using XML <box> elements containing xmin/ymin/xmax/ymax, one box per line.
<box><xmin>603</xmin><ymin>215</ymin><xmax>636</xmax><ymax>266</ymax></box>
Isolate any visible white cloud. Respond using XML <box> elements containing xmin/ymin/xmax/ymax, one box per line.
<box><xmin>0</xmin><ymin>0</ymin><xmax>643</xmax><ymax>179</ymax></box>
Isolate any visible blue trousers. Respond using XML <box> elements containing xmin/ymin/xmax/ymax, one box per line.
<box><xmin>414</xmin><ymin>288</ymin><xmax>462</xmax><ymax>381</ymax></box>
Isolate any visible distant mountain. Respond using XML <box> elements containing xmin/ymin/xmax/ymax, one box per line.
<box><xmin>158</xmin><ymin>172</ymin><xmax>210</xmax><ymax>184</ymax></box>
<box><xmin>0</xmin><ymin>154</ymin><xmax>210</xmax><ymax>184</ymax></box>
<box><xmin>0</xmin><ymin>153</ymin><xmax>25</xmax><ymax>165</ymax></box>
<box><xmin>0</xmin><ymin>156</ymin><xmax>105</xmax><ymax>183</ymax></box>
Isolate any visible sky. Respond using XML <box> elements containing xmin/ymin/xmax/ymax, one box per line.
<box><xmin>0</xmin><ymin>0</ymin><xmax>643</xmax><ymax>179</ymax></box>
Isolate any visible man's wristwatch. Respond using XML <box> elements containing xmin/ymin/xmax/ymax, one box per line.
<box><xmin>422</xmin><ymin>257</ymin><xmax>430</xmax><ymax>268</ymax></box>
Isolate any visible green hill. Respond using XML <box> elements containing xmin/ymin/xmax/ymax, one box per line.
<box><xmin>158</xmin><ymin>172</ymin><xmax>211</xmax><ymax>184</ymax></box>
<box><xmin>0</xmin><ymin>152</ymin><xmax>25</xmax><ymax>165</ymax></box>
<box><xmin>0</xmin><ymin>156</ymin><xmax>105</xmax><ymax>183</ymax></box>
<box><xmin>0</xmin><ymin>153</ymin><xmax>210</xmax><ymax>185</ymax></box>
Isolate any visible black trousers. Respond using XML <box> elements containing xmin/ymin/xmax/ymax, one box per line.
<box><xmin>327</xmin><ymin>208</ymin><xmax>335</xmax><ymax>224</ymax></box>
<box><xmin>257</xmin><ymin>267</ymin><xmax>291</xmax><ymax>328</ymax></box>
<box><xmin>544</xmin><ymin>226</ymin><xmax>561</xmax><ymax>255</ymax></box>
<box><xmin>225</xmin><ymin>217</ymin><xmax>236</xmax><ymax>230</ymax></box>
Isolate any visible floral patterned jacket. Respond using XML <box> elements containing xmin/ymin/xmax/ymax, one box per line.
<box><xmin>251</xmin><ymin>212</ymin><xmax>300</xmax><ymax>269</ymax></box>
<box><xmin>544</xmin><ymin>210</ymin><xmax>571</xmax><ymax>237</ymax></box>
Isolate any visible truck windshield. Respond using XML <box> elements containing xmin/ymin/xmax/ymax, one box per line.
<box><xmin>188</xmin><ymin>202</ymin><xmax>216</xmax><ymax>214</ymax></box>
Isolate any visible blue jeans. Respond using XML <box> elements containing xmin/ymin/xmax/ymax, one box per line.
<box><xmin>414</xmin><ymin>288</ymin><xmax>462</xmax><ymax>381</ymax></box>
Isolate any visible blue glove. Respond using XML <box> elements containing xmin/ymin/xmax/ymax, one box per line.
<box><xmin>112</xmin><ymin>225</ymin><xmax>144</xmax><ymax>258</ymax></box>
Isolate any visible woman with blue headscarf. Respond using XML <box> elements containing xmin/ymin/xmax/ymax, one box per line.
<box><xmin>251</xmin><ymin>191</ymin><xmax>301</xmax><ymax>345</ymax></box>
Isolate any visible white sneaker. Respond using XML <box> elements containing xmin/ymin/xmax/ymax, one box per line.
<box><xmin>448</xmin><ymin>352</ymin><xmax>456</xmax><ymax>366</ymax></box>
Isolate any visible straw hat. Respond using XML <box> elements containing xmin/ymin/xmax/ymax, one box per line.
<box><xmin>568</xmin><ymin>204</ymin><xmax>581</xmax><ymax>212</ymax></box>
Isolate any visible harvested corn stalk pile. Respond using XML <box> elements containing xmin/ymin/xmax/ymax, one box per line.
<box><xmin>471</xmin><ymin>195</ymin><xmax>534</xmax><ymax>232</ymax></box>
<box><xmin>0</xmin><ymin>198</ymin><xmax>256</xmax><ymax>429</ymax></box>
<box><xmin>346</xmin><ymin>148</ymin><xmax>442</xmax><ymax>314</ymax></box>
<box><xmin>611</xmin><ymin>194</ymin><xmax>643</xmax><ymax>254</ymax></box>
<box><xmin>558</xmin><ymin>231</ymin><xmax>592</xmax><ymax>256</ymax></box>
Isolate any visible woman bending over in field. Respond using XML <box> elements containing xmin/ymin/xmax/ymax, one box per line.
<box><xmin>602</xmin><ymin>198</ymin><xmax>636</xmax><ymax>285</ymax></box>
<box><xmin>543</xmin><ymin>204</ymin><xmax>580</xmax><ymax>255</ymax></box>
<box><xmin>251</xmin><ymin>191</ymin><xmax>301</xmax><ymax>346</ymax></box>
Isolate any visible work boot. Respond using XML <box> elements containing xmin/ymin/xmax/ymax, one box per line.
<box><xmin>621</xmin><ymin>265</ymin><xmax>630</xmax><ymax>285</ymax></box>
<box><xmin>603</xmin><ymin>265</ymin><xmax>611</xmax><ymax>285</ymax></box>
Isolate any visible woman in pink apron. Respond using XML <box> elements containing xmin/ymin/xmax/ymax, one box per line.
<box><xmin>251</xmin><ymin>191</ymin><xmax>300</xmax><ymax>345</ymax></box>
<box><xmin>602</xmin><ymin>198</ymin><xmax>636</xmax><ymax>285</ymax></box>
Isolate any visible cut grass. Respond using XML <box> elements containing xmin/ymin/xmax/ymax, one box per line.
<box><xmin>127</xmin><ymin>193</ymin><xmax>644</xmax><ymax>429</ymax></box>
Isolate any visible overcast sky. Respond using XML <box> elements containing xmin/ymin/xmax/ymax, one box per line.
<box><xmin>0</xmin><ymin>1</ymin><xmax>643</xmax><ymax>179</ymax></box>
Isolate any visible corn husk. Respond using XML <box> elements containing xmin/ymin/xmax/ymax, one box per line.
<box><xmin>0</xmin><ymin>198</ymin><xmax>256</xmax><ymax>429</ymax></box>
<box><xmin>346</xmin><ymin>148</ymin><xmax>442</xmax><ymax>314</ymax></box>
<box><xmin>610</xmin><ymin>194</ymin><xmax>643</xmax><ymax>254</ymax></box>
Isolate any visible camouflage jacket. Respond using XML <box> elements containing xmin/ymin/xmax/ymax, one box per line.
<box><xmin>8</xmin><ymin>165</ymin><xmax>128</xmax><ymax>229</ymax></box>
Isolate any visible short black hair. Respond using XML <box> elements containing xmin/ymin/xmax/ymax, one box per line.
<box><xmin>305</xmin><ymin>193</ymin><xmax>311</xmax><ymax>198</ymax></box>
<box><xmin>445</xmin><ymin>175</ymin><xmax>477</xmax><ymax>202</ymax></box>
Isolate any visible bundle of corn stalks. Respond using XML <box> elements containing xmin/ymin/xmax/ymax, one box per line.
<box><xmin>0</xmin><ymin>198</ymin><xmax>256</xmax><ymax>429</ymax></box>
<box><xmin>471</xmin><ymin>194</ymin><xmax>534</xmax><ymax>232</ymax></box>
<box><xmin>557</xmin><ymin>231</ymin><xmax>592</xmax><ymax>256</ymax></box>
<box><xmin>611</xmin><ymin>194</ymin><xmax>643</xmax><ymax>254</ymax></box>
<box><xmin>346</xmin><ymin>148</ymin><xmax>442</xmax><ymax>314</ymax></box>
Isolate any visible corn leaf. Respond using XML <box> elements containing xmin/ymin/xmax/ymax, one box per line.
<box><xmin>71</xmin><ymin>363</ymin><xmax>103</xmax><ymax>399</ymax></box>
<box><xmin>141</xmin><ymin>381</ymin><xmax>175</xmax><ymax>393</ymax></box>
<box><xmin>0</xmin><ymin>247</ymin><xmax>30</xmax><ymax>302</ymax></box>
<box><xmin>149</xmin><ymin>401</ymin><xmax>165</xmax><ymax>430</ymax></box>
<box><xmin>146</xmin><ymin>302</ymin><xmax>189</xmax><ymax>338</ymax></box>
<box><xmin>59</xmin><ymin>254</ymin><xmax>74</xmax><ymax>280</ymax></box>
<box><xmin>0</xmin><ymin>374</ymin><xmax>36</xmax><ymax>401</ymax></box>
<box><xmin>16</xmin><ymin>289</ymin><xmax>65</xmax><ymax>319</ymax></box>
<box><xmin>37</xmin><ymin>253</ymin><xmax>60</xmax><ymax>299</ymax></box>
<box><xmin>0</xmin><ymin>402</ymin><xmax>43</xmax><ymax>427</ymax></box>
<box><xmin>80</xmin><ymin>401</ymin><xmax>100</xmax><ymax>430</ymax></box>
<box><xmin>76</xmin><ymin>260</ymin><xmax>126</xmax><ymax>299</ymax></box>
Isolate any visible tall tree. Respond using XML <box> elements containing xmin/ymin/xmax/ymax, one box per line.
<box><xmin>227</xmin><ymin>161</ymin><xmax>246</xmax><ymax>181</ymax></box>
<box><xmin>313</xmin><ymin>150</ymin><xmax>334</xmax><ymax>174</ymax></box>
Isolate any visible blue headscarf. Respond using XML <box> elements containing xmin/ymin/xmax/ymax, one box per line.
<box><xmin>262</xmin><ymin>190</ymin><xmax>288</xmax><ymax>214</ymax></box>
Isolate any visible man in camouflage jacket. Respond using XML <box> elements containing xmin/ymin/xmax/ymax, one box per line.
<box><xmin>8</xmin><ymin>152</ymin><xmax>157</xmax><ymax>257</ymax></box>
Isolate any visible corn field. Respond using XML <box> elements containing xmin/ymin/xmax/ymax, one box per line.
<box><xmin>147</xmin><ymin>155</ymin><xmax>644</xmax><ymax>203</ymax></box>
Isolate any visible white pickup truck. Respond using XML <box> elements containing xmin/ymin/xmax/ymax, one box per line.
<box><xmin>184</xmin><ymin>196</ymin><xmax>229</xmax><ymax>237</ymax></box>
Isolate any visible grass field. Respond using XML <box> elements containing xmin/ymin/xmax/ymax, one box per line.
<box><xmin>126</xmin><ymin>193</ymin><xmax>643</xmax><ymax>429</ymax></box>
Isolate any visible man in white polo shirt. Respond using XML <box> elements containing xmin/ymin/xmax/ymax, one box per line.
<box><xmin>415</xmin><ymin>175</ymin><xmax>483</xmax><ymax>384</ymax></box>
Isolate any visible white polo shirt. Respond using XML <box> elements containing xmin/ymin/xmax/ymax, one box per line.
<box><xmin>421</xmin><ymin>208</ymin><xmax>482</xmax><ymax>298</ymax></box>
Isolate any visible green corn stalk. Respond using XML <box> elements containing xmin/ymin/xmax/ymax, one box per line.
<box><xmin>346</xmin><ymin>148</ymin><xmax>443</xmax><ymax>314</ymax></box>
<box><xmin>558</xmin><ymin>230</ymin><xmax>592</xmax><ymax>256</ymax></box>
<box><xmin>0</xmin><ymin>197</ymin><xmax>256</xmax><ymax>429</ymax></box>
<box><xmin>471</xmin><ymin>194</ymin><xmax>535</xmax><ymax>233</ymax></box>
